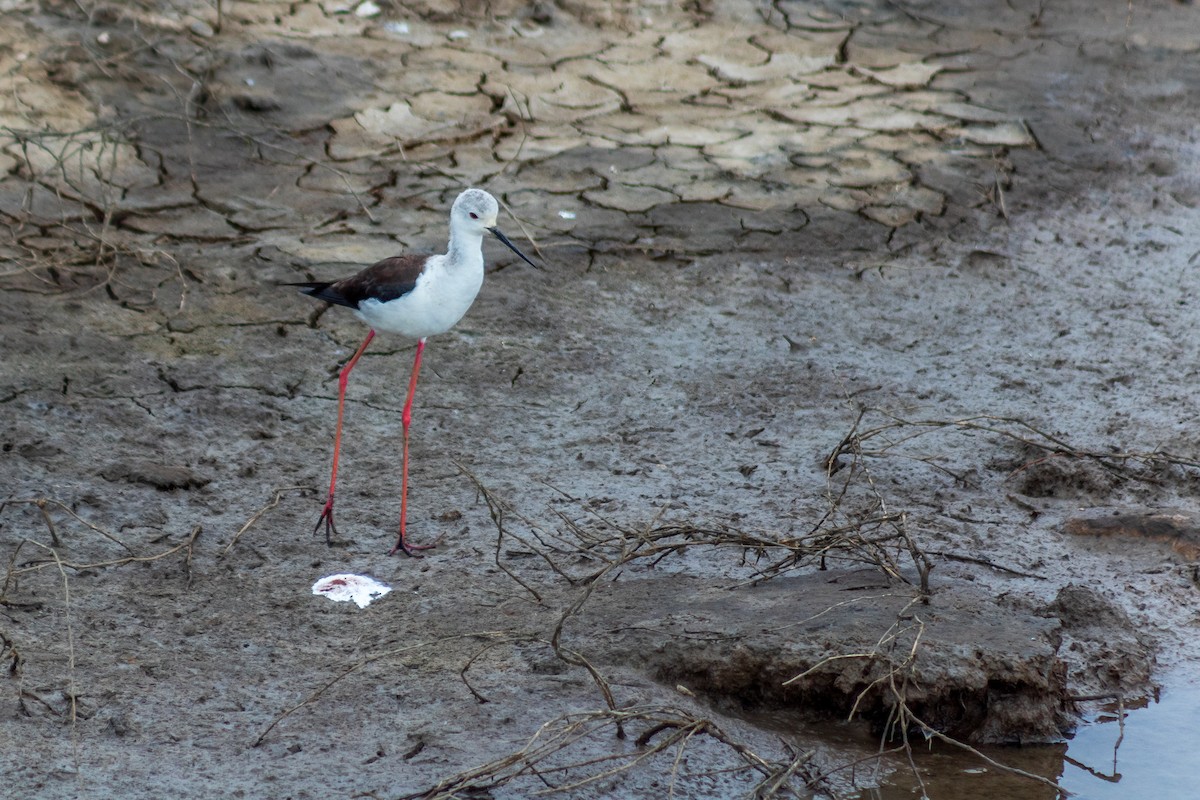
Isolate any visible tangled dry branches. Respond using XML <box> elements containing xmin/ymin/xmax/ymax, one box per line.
<box><xmin>826</xmin><ymin>408</ymin><xmax>1200</xmax><ymax>485</ymax></box>
<box><xmin>399</xmin><ymin>705</ymin><xmax>838</xmax><ymax>800</ymax></box>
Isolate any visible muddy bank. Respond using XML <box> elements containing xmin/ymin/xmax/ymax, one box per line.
<box><xmin>3</xmin><ymin>0</ymin><xmax>1200</xmax><ymax>798</ymax></box>
<box><xmin>583</xmin><ymin>572</ymin><xmax>1073</xmax><ymax>744</ymax></box>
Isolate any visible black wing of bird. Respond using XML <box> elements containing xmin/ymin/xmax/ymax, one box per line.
<box><xmin>286</xmin><ymin>254</ymin><xmax>430</xmax><ymax>308</ymax></box>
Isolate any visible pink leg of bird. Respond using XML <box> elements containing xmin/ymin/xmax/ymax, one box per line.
<box><xmin>391</xmin><ymin>338</ymin><xmax>435</xmax><ymax>557</ymax></box>
<box><xmin>314</xmin><ymin>329</ymin><xmax>375</xmax><ymax>543</ymax></box>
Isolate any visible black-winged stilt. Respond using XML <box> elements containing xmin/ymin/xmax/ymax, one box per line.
<box><xmin>289</xmin><ymin>188</ymin><xmax>536</xmax><ymax>556</ymax></box>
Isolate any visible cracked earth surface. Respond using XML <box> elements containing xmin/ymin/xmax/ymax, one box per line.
<box><xmin>3</xmin><ymin>0</ymin><xmax>1200</xmax><ymax>797</ymax></box>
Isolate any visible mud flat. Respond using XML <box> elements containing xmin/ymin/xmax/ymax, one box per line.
<box><xmin>3</xmin><ymin>1</ymin><xmax>1200</xmax><ymax>797</ymax></box>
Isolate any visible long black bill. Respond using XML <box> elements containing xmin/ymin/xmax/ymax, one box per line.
<box><xmin>488</xmin><ymin>227</ymin><xmax>540</xmax><ymax>270</ymax></box>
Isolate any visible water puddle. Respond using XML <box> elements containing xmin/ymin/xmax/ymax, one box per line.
<box><xmin>1056</xmin><ymin>683</ymin><xmax>1200</xmax><ymax>800</ymax></box>
<box><xmin>740</xmin><ymin>680</ymin><xmax>1200</xmax><ymax>799</ymax></box>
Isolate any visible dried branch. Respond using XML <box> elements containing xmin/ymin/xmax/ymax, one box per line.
<box><xmin>398</xmin><ymin>706</ymin><xmax>841</xmax><ymax>800</ymax></box>
<box><xmin>221</xmin><ymin>485</ymin><xmax>312</xmax><ymax>556</ymax></box>
<box><xmin>253</xmin><ymin>630</ymin><xmax>509</xmax><ymax>747</ymax></box>
<box><xmin>3</xmin><ymin>525</ymin><xmax>202</xmax><ymax>586</ymax></box>
<box><xmin>0</xmin><ymin>497</ymin><xmax>135</xmax><ymax>554</ymax></box>
<box><xmin>827</xmin><ymin>409</ymin><xmax>1200</xmax><ymax>483</ymax></box>
<box><xmin>0</xmin><ymin>629</ymin><xmax>22</xmax><ymax>677</ymax></box>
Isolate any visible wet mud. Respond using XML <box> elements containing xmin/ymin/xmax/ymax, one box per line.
<box><xmin>3</xmin><ymin>0</ymin><xmax>1200</xmax><ymax>797</ymax></box>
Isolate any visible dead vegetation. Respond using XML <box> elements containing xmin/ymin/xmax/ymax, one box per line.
<box><xmin>1</xmin><ymin>1</ymin><xmax>1187</xmax><ymax>797</ymax></box>
<box><xmin>360</xmin><ymin>401</ymin><xmax>1191</xmax><ymax>796</ymax></box>
<box><xmin>4</xmin><ymin>396</ymin><xmax>1154</xmax><ymax>795</ymax></box>
<box><xmin>397</xmin><ymin>705</ymin><xmax>838</xmax><ymax>800</ymax></box>
<box><xmin>826</xmin><ymin>408</ymin><xmax>1200</xmax><ymax>489</ymax></box>
<box><xmin>2</xmin><ymin>390</ymin><xmax>1169</xmax><ymax>796</ymax></box>
<box><xmin>232</xmin><ymin>402</ymin><xmax>1118</xmax><ymax>797</ymax></box>
<box><xmin>0</xmin><ymin>495</ymin><xmax>198</xmax><ymax>754</ymax></box>
<box><xmin>0</xmin><ymin>498</ymin><xmax>202</xmax><ymax>600</ymax></box>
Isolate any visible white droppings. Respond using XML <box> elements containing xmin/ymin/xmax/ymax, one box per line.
<box><xmin>558</xmin><ymin>210</ymin><xmax>576</xmax><ymax>219</ymax></box>
<box><xmin>448</xmin><ymin>29</ymin><xmax>470</xmax><ymax>40</ymax></box>
<box><xmin>312</xmin><ymin>574</ymin><xmax>392</xmax><ymax>608</ymax></box>
<box><xmin>384</xmin><ymin>20</ymin><xmax>410</xmax><ymax>34</ymax></box>
<box><xmin>355</xmin><ymin>1</ymin><xmax>381</xmax><ymax>17</ymax></box>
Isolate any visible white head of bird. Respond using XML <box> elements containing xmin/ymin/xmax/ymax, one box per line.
<box><xmin>452</xmin><ymin>188</ymin><xmax>500</xmax><ymax>233</ymax></box>
<box><xmin>447</xmin><ymin>189</ymin><xmax>537</xmax><ymax>269</ymax></box>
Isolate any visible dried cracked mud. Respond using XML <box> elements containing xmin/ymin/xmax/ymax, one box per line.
<box><xmin>2</xmin><ymin>0</ymin><xmax>1200</xmax><ymax>797</ymax></box>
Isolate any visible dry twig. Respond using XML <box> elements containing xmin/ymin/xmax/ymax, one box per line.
<box><xmin>221</xmin><ymin>486</ymin><xmax>312</xmax><ymax>556</ymax></box>
<box><xmin>0</xmin><ymin>497</ymin><xmax>134</xmax><ymax>554</ymax></box>
<box><xmin>253</xmin><ymin>631</ymin><xmax>509</xmax><ymax>747</ymax></box>
<box><xmin>398</xmin><ymin>706</ymin><xmax>839</xmax><ymax>800</ymax></box>
<box><xmin>2</xmin><ymin>525</ymin><xmax>202</xmax><ymax>594</ymax></box>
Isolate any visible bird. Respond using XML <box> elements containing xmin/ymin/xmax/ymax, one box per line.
<box><xmin>288</xmin><ymin>188</ymin><xmax>537</xmax><ymax>556</ymax></box>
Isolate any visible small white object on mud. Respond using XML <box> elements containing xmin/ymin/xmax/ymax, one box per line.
<box><xmin>312</xmin><ymin>574</ymin><xmax>392</xmax><ymax>608</ymax></box>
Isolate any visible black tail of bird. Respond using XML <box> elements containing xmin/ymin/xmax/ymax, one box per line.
<box><xmin>284</xmin><ymin>281</ymin><xmax>355</xmax><ymax>308</ymax></box>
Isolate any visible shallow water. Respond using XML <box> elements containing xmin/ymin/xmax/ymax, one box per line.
<box><xmin>746</xmin><ymin>679</ymin><xmax>1200</xmax><ymax>799</ymax></box>
<box><xmin>1055</xmin><ymin>682</ymin><xmax>1200</xmax><ymax>800</ymax></box>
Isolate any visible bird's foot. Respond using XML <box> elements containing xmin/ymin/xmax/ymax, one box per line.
<box><xmin>389</xmin><ymin>532</ymin><xmax>438</xmax><ymax>558</ymax></box>
<box><xmin>313</xmin><ymin>497</ymin><xmax>339</xmax><ymax>545</ymax></box>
